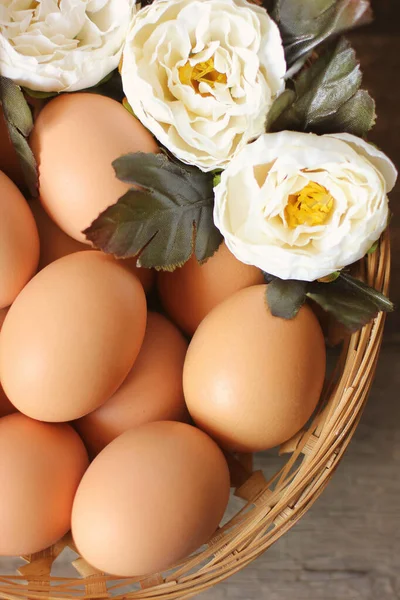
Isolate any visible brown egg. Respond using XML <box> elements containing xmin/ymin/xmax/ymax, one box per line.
<box><xmin>0</xmin><ymin>171</ymin><xmax>39</xmax><ymax>308</ymax></box>
<box><xmin>0</xmin><ymin>252</ymin><xmax>147</xmax><ymax>422</ymax></box>
<box><xmin>0</xmin><ymin>107</ymin><xmax>24</xmax><ymax>187</ymax></box>
<box><xmin>118</xmin><ymin>258</ymin><xmax>155</xmax><ymax>295</ymax></box>
<box><xmin>0</xmin><ymin>413</ymin><xmax>88</xmax><ymax>556</ymax></box>
<box><xmin>0</xmin><ymin>308</ymin><xmax>14</xmax><ymax>418</ymax></box>
<box><xmin>30</xmin><ymin>93</ymin><xmax>159</xmax><ymax>243</ymax></box>
<box><xmin>0</xmin><ymin>308</ymin><xmax>15</xmax><ymax>418</ymax></box>
<box><xmin>30</xmin><ymin>200</ymin><xmax>155</xmax><ymax>293</ymax></box>
<box><xmin>72</xmin><ymin>421</ymin><xmax>230</xmax><ymax>576</ymax></box>
<box><xmin>158</xmin><ymin>242</ymin><xmax>264</xmax><ymax>335</ymax></box>
<box><xmin>75</xmin><ymin>312</ymin><xmax>188</xmax><ymax>456</ymax></box>
<box><xmin>0</xmin><ymin>310</ymin><xmax>15</xmax><ymax>418</ymax></box>
<box><xmin>184</xmin><ymin>285</ymin><xmax>326</xmax><ymax>453</ymax></box>
<box><xmin>30</xmin><ymin>200</ymin><xmax>89</xmax><ymax>269</ymax></box>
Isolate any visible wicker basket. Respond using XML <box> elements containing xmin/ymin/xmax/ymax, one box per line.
<box><xmin>0</xmin><ymin>230</ymin><xmax>390</xmax><ymax>600</ymax></box>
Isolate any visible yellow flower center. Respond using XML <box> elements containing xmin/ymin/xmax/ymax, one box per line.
<box><xmin>178</xmin><ymin>57</ymin><xmax>227</xmax><ymax>96</ymax></box>
<box><xmin>285</xmin><ymin>182</ymin><xmax>334</xmax><ymax>228</ymax></box>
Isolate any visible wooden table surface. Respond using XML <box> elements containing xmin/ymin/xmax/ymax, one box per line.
<box><xmin>0</xmin><ymin>2</ymin><xmax>399</xmax><ymax>599</ymax></box>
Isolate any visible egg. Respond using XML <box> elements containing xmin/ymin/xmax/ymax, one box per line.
<box><xmin>183</xmin><ymin>285</ymin><xmax>326</xmax><ymax>452</ymax></box>
<box><xmin>30</xmin><ymin>200</ymin><xmax>155</xmax><ymax>292</ymax></box>
<box><xmin>0</xmin><ymin>251</ymin><xmax>147</xmax><ymax>422</ymax></box>
<box><xmin>158</xmin><ymin>242</ymin><xmax>264</xmax><ymax>335</ymax></box>
<box><xmin>75</xmin><ymin>312</ymin><xmax>188</xmax><ymax>456</ymax></box>
<box><xmin>0</xmin><ymin>308</ymin><xmax>14</xmax><ymax>418</ymax></box>
<box><xmin>115</xmin><ymin>258</ymin><xmax>155</xmax><ymax>296</ymax></box>
<box><xmin>0</xmin><ymin>308</ymin><xmax>15</xmax><ymax>418</ymax></box>
<box><xmin>30</xmin><ymin>93</ymin><xmax>159</xmax><ymax>243</ymax></box>
<box><xmin>0</xmin><ymin>171</ymin><xmax>39</xmax><ymax>308</ymax></box>
<box><xmin>0</xmin><ymin>413</ymin><xmax>88</xmax><ymax>556</ymax></box>
<box><xmin>0</xmin><ymin>310</ymin><xmax>15</xmax><ymax>419</ymax></box>
<box><xmin>72</xmin><ymin>421</ymin><xmax>230</xmax><ymax>576</ymax></box>
<box><xmin>30</xmin><ymin>200</ymin><xmax>89</xmax><ymax>269</ymax></box>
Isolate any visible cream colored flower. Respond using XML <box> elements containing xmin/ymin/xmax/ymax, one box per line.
<box><xmin>214</xmin><ymin>131</ymin><xmax>397</xmax><ymax>281</ymax></box>
<box><xmin>121</xmin><ymin>0</ymin><xmax>286</xmax><ymax>171</ymax></box>
<box><xmin>0</xmin><ymin>0</ymin><xmax>136</xmax><ymax>93</ymax></box>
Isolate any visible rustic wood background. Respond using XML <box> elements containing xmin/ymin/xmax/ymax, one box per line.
<box><xmin>0</xmin><ymin>2</ymin><xmax>399</xmax><ymax>598</ymax></box>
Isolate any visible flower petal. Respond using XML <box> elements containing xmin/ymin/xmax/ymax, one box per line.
<box><xmin>122</xmin><ymin>0</ymin><xmax>286</xmax><ymax>171</ymax></box>
<box><xmin>0</xmin><ymin>0</ymin><xmax>136</xmax><ymax>92</ymax></box>
<box><xmin>213</xmin><ymin>131</ymin><xmax>394</xmax><ymax>281</ymax></box>
<box><xmin>329</xmin><ymin>132</ymin><xmax>398</xmax><ymax>193</ymax></box>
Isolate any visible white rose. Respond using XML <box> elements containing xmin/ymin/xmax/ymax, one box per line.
<box><xmin>121</xmin><ymin>0</ymin><xmax>286</xmax><ymax>171</ymax></box>
<box><xmin>214</xmin><ymin>131</ymin><xmax>397</xmax><ymax>281</ymax></box>
<box><xmin>0</xmin><ymin>0</ymin><xmax>136</xmax><ymax>93</ymax></box>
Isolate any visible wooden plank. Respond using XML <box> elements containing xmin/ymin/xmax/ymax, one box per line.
<box><xmin>348</xmin><ymin>31</ymin><xmax>400</xmax><ymax>341</ymax></box>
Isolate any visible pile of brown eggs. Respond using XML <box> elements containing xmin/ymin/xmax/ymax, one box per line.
<box><xmin>0</xmin><ymin>93</ymin><xmax>326</xmax><ymax>577</ymax></box>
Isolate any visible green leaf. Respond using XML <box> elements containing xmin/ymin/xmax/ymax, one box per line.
<box><xmin>367</xmin><ymin>240</ymin><xmax>379</xmax><ymax>255</ymax></box>
<box><xmin>122</xmin><ymin>97</ymin><xmax>135</xmax><ymax>116</ymax></box>
<box><xmin>318</xmin><ymin>88</ymin><xmax>376</xmax><ymax>136</ymax></box>
<box><xmin>266</xmin><ymin>278</ymin><xmax>307</xmax><ymax>319</ymax></box>
<box><xmin>265</xmin><ymin>88</ymin><xmax>296</xmax><ymax>131</ymax></box>
<box><xmin>274</xmin><ymin>38</ymin><xmax>360</xmax><ymax>129</ymax></box>
<box><xmin>0</xmin><ymin>76</ymin><xmax>38</xmax><ymax>196</ymax></box>
<box><xmin>271</xmin><ymin>0</ymin><xmax>373</xmax><ymax>68</ymax></box>
<box><xmin>84</xmin><ymin>152</ymin><xmax>223</xmax><ymax>270</ymax></box>
<box><xmin>263</xmin><ymin>271</ymin><xmax>276</xmax><ymax>284</ymax></box>
<box><xmin>263</xmin><ymin>270</ymin><xmax>392</xmax><ymax>331</ymax></box>
<box><xmin>213</xmin><ymin>173</ymin><xmax>222</xmax><ymax>187</ymax></box>
<box><xmin>22</xmin><ymin>88</ymin><xmax>58</xmax><ymax>99</ymax></box>
<box><xmin>0</xmin><ymin>76</ymin><xmax>33</xmax><ymax>137</ymax></box>
<box><xmin>7</xmin><ymin>123</ymin><xmax>38</xmax><ymax>198</ymax></box>
<box><xmin>271</xmin><ymin>37</ymin><xmax>375</xmax><ymax>137</ymax></box>
<box><xmin>307</xmin><ymin>272</ymin><xmax>394</xmax><ymax>332</ymax></box>
<box><xmin>318</xmin><ymin>271</ymin><xmax>341</xmax><ymax>283</ymax></box>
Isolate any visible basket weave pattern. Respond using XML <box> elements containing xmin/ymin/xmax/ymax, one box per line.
<box><xmin>0</xmin><ymin>231</ymin><xmax>390</xmax><ymax>600</ymax></box>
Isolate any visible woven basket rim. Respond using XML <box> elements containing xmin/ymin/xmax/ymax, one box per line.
<box><xmin>0</xmin><ymin>230</ymin><xmax>390</xmax><ymax>600</ymax></box>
